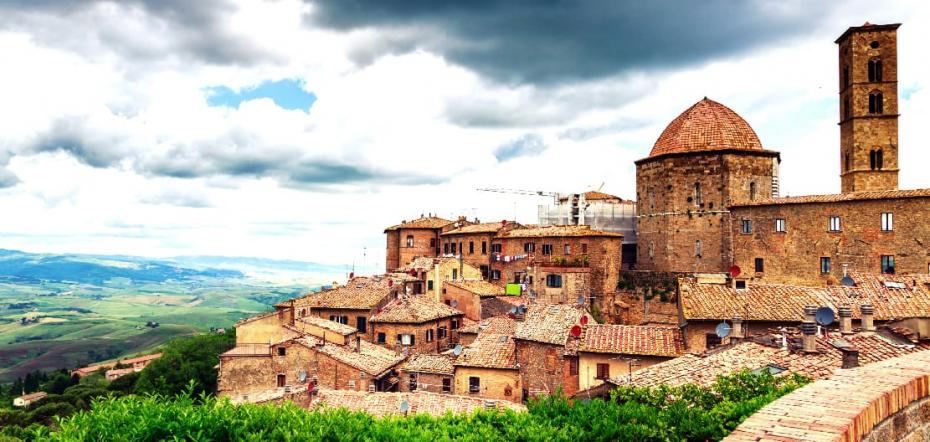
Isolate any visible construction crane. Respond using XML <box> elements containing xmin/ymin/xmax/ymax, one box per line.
<box><xmin>475</xmin><ymin>188</ymin><xmax>559</xmax><ymax>197</ymax></box>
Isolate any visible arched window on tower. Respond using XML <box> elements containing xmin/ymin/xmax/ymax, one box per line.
<box><xmin>843</xmin><ymin>96</ymin><xmax>851</xmax><ymax>120</ymax></box>
<box><xmin>876</xmin><ymin>149</ymin><xmax>884</xmax><ymax>170</ymax></box>
<box><xmin>845</xmin><ymin>152</ymin><xmax>851</xmax><ymax>173</ymax></box>
<box><xmin>868</xmin><ymin>91</ymin><xmax>884</xmax><ymax>114</ymax></box>
<box><xmin>406</xmin><ymin>235</ymin><xmax>414</xmax><ymax>247</ymax></box>
<box><xmin>868</xmin><ymin>59</ymin><xmax>882</xmax><ymax>82</ymax></box>
<box><xmin>749</xmin><ymin>182</ymin><xmax>757</xmax><ymax>201</ymax></box>
<box><xmin>843</xmin><ymin>66</ymin><xmax>849</xmax><ymax>89</ymax></box>
<box><xmin>869</xmin><ymin>150</ymin><xmax>877</xmax><ymax>170</ymax></box>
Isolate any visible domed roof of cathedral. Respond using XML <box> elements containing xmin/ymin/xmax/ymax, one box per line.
<box><xmin>649</xmin><ymin>98</ymin><xmax>763</xmax><ymax>158</ymax></box>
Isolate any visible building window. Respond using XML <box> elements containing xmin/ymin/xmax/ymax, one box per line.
<box><xmin>775</xmin><ymin>218</ymin><xmax>786</xmax><ymax>233</ymax></box>
<box><xmin>425</xmin><ymin>329</ymin><xmax>434</xmax><ymax>342</ymax></box>
<box><xmin>695</xmin><ymin>240</ymin><xmax>702</xmax><ymax>258</ymax></box>
<box><xmin>429</xmin><ymin>238</ymin><xmax>436</xmax><ymax>248</ymax></box>
<box><xmin>563</xmin><ymin>244</ymin><xmax>571</xmax><ymax>255</ymax></box>
<box><xmin>452</xmin><ymin>268</ymin><xmax>458</xmax><ymax>280</ymax></box>
<box><xmin>438</xmin><ymin>326</ymin><xmax>447</xmax><ymax>339</ymax></box>
<box><xmin>735</xmin><ymin>280</ymin><xmax>747</xmax><ymax>290</ymax></box>
<box><xmin>442</xmin><ymin>378</ymin><xmax>452</xmax><ymax>394</ymax></box>
<box><xmin>277</xmin><ymin>347</ymin><xmax>286</xmax><ymax>356</ymax></box>
<box><xmin>694</xmin><ymin>182</ymin><xmax>703</xmax><ymax>206</ymax></box>
<box><xmin>754</xmin><ymin>258</ymin><xmax>764</xmax><ymax>273</ymax></box>
<box><xmin>451</xmin><ymin>243</ymin><xmax>457</xmax><ymax>254</ymax></box>
<box><xmin>469</xmin><ymin>377</ymin><xmax>480</xmax><ymax>393</ymax></box>
<box><xmin>706</xmin><ymin>333</ymin><xmax>722</xmax><ymax>349</ymax></box>
<box><xmin>356</xmin><ymin>317</ymin><xmax>367</xmax><ymax>333</ymax></box>
<box><xmin>443</xmin><ymin>243</ymin><xmax>449</xmax><ymax>254</ymax></box>
<box><xmin>427</xmin><ymin>280</ymin><xmax>433</xmax><ymax>291</ymax></box>
<box><xmin>469</xmin><ymin>242</ymin><xmax>474</xmax><ymax>255</ymax></box>
<box><xmin>490</xmin><ymin>244</ymin><xmax>502</xmax><ymax>253</ymax></box>
<box><xmin>398</xmin><ymin>334</ymin><xmax>415</xmax><ymax>346</ymax></box>
<box><xmin>595</xmin><ymin>363</ymin><xmax>610</xmax><ymax>380</ymax></box>
<box><xmin>482</xmin><ymin>241</ymin><xmax>487</xmax><ymax>254</ymax></box>
<box><xmin>581</xmin><ymin>243</ymin><xmax>587</xmax><ymax>254</ymax></box>
<box><xmin>820</xmin><ymin>257</ymin><xmax>831</xmax><ymax>274</ymax></box>
<box><xmin>881</xmin><ymin>255</ymin><xmax>895</xmax><ymax>274</ymax></box>
<box><xmin>741</xmin><ymin>219</ymin><xmax>752</xmax><ymax>234</ymax></box>
<box><xmin>459</xmin><ymin>242</ymin><xmax>463</xmax><ymax>255</ymax></box>
<box><xmin>491</xmin><ymin>270</ymin><xmax>501</xmax><ymax>280</ymax></box>
<box><xmin>876</xmin><ymin>149</ymin><xmax>883</xmax><ymax>169</ymax></box>
<box><xmin>542</xmin><ymin>244</ymin><xmax>553</xmax><ymax>255</ymax></box>
<box><xmin>868</xmin><ymin>58</ymin><xmax>882</xmax><ymax>82</ymax></box>
<box><xmin>749</xmin><ymin>182</ymin><xmax>756</xmax><ymax>201</ymax></box>
<box><xmin>829</xmin><ymin>216</ymin><xmax>841</xmax><ymax>232</ymax></box>
<box><xmin>406</xmin><ymin>235</ymin><xmax>414</xmax><ymax>247</ymax></box>
<box><xmin>377</xmin><ymin>332</ymin><xmax>386</xmax><ymax>343</ymax></box>
<box><xmin>299</xmin><ymin>308</ymin><xmax>306</xmax><ymax>318</ymax></box>
<box><xmin>648</xmin><ymin>241</ymin><xmax>655</xmax><ymax>259</ymax></box>
<box><xmin>524</xmin><ymin>242</ymin><xmax>535</xmax><ymax>253</ymax></box>
<box><xmin>844</xmin><ymin>96</ymin><xmax>850</xmax><ymax>120</ymax></box>
<box><xmin>843</xmin><ymin>65</ymin><xmax>849</xmax><ymax>89</ymax></box>
<box><xmin>451</xmin><ymin>318</ymin><xmax>459</xmax><ymax>330</ymax></box>
<box><xmin>546</xmin><ymin>274</ymin><xmax>562</xmax><ymax>288</ymax></box>
<box><xmin>277</xmin><ymin>374</ymin><xmax>286</xmax><ymax>387</ymax></box>
<box><xmin>569</xmin><ymin>357</ymin><xmax>579</xmax><ymax>376</ymax></box>
<box><xmin>881</xmin><ymin>212</ymin><xmax>893</xmax><ymax>231</ymax></box>
<box><xmin>329</xmin><ymin>315</ymin><xmax>348</xmax><ymax>324</ymax></box>
<box><xmin>409</xmin><ymin>373</ymin><xmax>418</xmax><ymax>391</ymax></box>
<box><xmin>869</xmin><ymin>92</ymin><xmax>884</xmax><ymax>114</ymax></box>
<box><xmin>845</xmin><ymin>153</ymin><xmax>850</xmax><ymax>172</ymax></box>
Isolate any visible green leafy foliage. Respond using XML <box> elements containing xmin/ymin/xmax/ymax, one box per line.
<box><xmin>134</xmin><ymin>331</ymin><xmax>236</xmax><ymax>397</ymax></box>
<box><xmin>2</xmin><ymin>370</ymin><xmax>806</xmax><ymax>441</ymax></box>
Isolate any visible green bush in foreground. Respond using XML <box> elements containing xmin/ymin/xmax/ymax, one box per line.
<box><xmin>5</xmin><ymin>370</ymin><xmax>808</xmax><ymax>442</ymax></box>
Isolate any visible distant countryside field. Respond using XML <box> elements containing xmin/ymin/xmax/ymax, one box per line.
<box><xmin>0</xmin><ymin>249</ymin><xmax>341</xmax><ymax>382</ymax></box>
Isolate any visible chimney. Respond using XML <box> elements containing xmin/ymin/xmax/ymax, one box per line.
<box><xmin>731</xmin><ymin>315</ymin><xmax>744</xmax><ymax>341</ymax></box>
<box><xmin>838</xmin><ymin>306</ymin><xmax>853</xmax><ymax>334</ymax></box>
<box><xmin>860</xmin><ymin>303</ymin><xmax>875</xmax><ymax>332</ymax></box>
<box><xmin>800</xmin><ymin>320</ymin><xmax>818</xmax><ymax>353</ymax></box>
<box><xmin>841</xmin><ymin>347</ymin><xmax>860</xmax><ymax>369</ymax></box>
<box><xmin>355</xmin><ymin>335</ymin><xmax>361</xmax><ymax>353</ymax></box>
<box><xmin>803</xmin><ymin>305</ymin><xmax>817</xmax><ymax>324</ymax></box>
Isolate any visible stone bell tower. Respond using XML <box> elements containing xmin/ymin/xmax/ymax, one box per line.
<box><xmin>836</xmin><ymin>23</ymin><xmax>900</xmax><ymax>193</ymax></box>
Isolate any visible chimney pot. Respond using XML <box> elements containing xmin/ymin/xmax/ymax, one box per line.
<box><xmin>731</xmin><ymin>315</ymin><xmax>744</xmax><ymax>339</ymax></box>
<box><xmin>800</xmin><ymin>321</ymin><xmax>818</xmax><ymax>353</ymax></box>
<box><xmin>841</xmin><ymin>347</ymin><xmax>860</xmax><ymax>369</ymax></box>
<box><xmin>860</xmin><ymin>304</ymin><xmax>875</xmax><ymax>332</ymax></box>
<box><xmin>838</xmin><ymin>306</ymin><xmax>853</xmax><ymax>334</ymax></box>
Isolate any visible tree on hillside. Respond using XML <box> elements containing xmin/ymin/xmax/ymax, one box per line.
<box><xmin>135</xmin><ymin>331</ymin><xmax>235</xmax><ymax>397</ymax></box>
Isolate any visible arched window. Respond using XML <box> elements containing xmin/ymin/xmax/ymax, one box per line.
<box><xmin>843</xmin><ymin>96</ymin><xmax>851</xmax><ymax>120</ymax></box>
<box><xmin>843</xmin><ymin>66</ymin><xmax>849</xmax><ymax>89</ymax></box>
<box><xmin>868</xmin><ymin>59</ymin><xmax>882</xmax><ymax>82</ymax></box>
<box><xmin>749</xmin><ymin>182</ymin><xmax>757</xmax><ymax>201</ymax></box>
<box><xmin>869</xmin><ymin>150</ymin><xmax>877</xmax><ymax>170</ymax></box>
<box><xmin>868</xmin><ymin>91</ymin><xmax>883</xmax><ymax>114</ymax></box>
<box><xmin>406</xmin><ymin>235</ymin><xmax>414</xmax><ymax>247</ymax></box>
<box><xmin>845</xmin><ymin>152</ymin><xmax>851</xmax><ymax>172</ymax></box>
<box><xmin>876</xmin><ymin>149</ymin><xmax>884</xmax><ymax>170</ymax></box>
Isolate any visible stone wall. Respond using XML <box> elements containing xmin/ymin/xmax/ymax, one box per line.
<box><xmin>385</xmin><ymin>230</ymin><xmax>400</xmax><ymax>272</ymax></box>
<box><xmin>305</xmin><ymin>309</ymin><xmax>372</xmax><ymax>336</ymax></box>
<box><xmin>236</xmin><ymin>312</ymin><xmax>295</xmax><ymax>345</ymax></box>
<box><xmin>397</xmin><ymin>228</ymin><xmax>442</xmax><ymax>270</ymax></box>
<box><xmin>441</xmin><ymin>285</ymin><xmax>482</xmax><ymax>321</ymax></box>
<box><xmin>515</xmin><ymin>340</ymin><xmax>580</xmax><ymax>398</ymax></box>
<box><xmin>452</xmin><ymin>366</ymin><xmax>521</xmax><ymax>403</ymax></box>
<box><xmin>270</xmin><ymin>341</ymin><xmax>377</xmax><ymax>392</ymax></box>
<box><xmin>440</xmin><ymin>232</ymin><xmax>493</xmax><ymax>275</ymax></box>
<box><xmin>217</xmin><ymin>355</ymin><xmax>273</xmax><ymax>396</ymax></box>
<box><xmin>398</xmin><ymin>371</ymin><xmax>453</xmax><ymax>395</ymax></box>
<box><xmin>729</xmin><ymin>196</ymin><xmax>930</xmax><ymax>285</ymax></box>
<box><xmin>369</xmin><ymin>317</ymin><xmax>460</xmax><ymax>356</ymax></box>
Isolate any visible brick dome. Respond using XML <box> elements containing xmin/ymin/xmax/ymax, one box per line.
<box><xmin>649</xmin><ymin>98</ymin><xmax>763</xmax><ymax>158</ymax></box>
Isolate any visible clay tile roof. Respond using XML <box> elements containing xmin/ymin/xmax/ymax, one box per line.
<box><xmin>679</xmin><ymin>276</ymin><xmax>930</xmax><ymax>322</ymax></box>
<box><xmin>17</xmin><ymin>392</ymin><xmax>48</xmax><ymax>402</ymax></box>
<box><xmin>220</xmin><ymin>344</ymin><xmax>271</xmax><ymax>357</ymax></box>
<box><xmin>514</xmin><ymin>304</ymin><xmax>591</xmax><ymax>346</ymax></box>
<box><xmin>649</xmin><ymin>98</ymin><xmax>764</xmax><ymax>158</ymax></box>
<box><xmin>458</xmin><ymin>315</ymin><xmax>518</xmax><ymax>336</ymax></box>
<box><xmin>729</xmin><ymin>188</ymin><xmax>930</xmax><ymax>207</ymax></box>
<box><xmin>235</xmin><ymin>310</ymin><xmax>279</xmax><ymax>326</ymax></box>
<box><xmin>294</xmin><ymin>336</ymin><xmax>405</xmax><ymax>377</ymax></box>
<box><xmin>370</xmin><ymin>295</ymin><xmax>463</xmax><ymax>324</ymax></box>
<box><xmin>496</xmin><ymin>225</ymin><xmax>622</xmax><ymax>239</ymax></box>
<box><xmin>402</xmin><ymin>354</ymin><xmax>455</xmax><ymax>375</ymax></box>
<box><xmin>579</xmin><ymin>325</ymin><xmax>684</xmax><ymax>357</ymax></box>
<box><xmin>384</xmin><ymin>216</ymin><xmax>452</xmax><ymax>232</ymax></box>
<box><xmin>293</xmin><ymin>282</ymin><xmax>391</xmax><ymax>311</ymax></box>
<box><xmin>454</xmin><ymin>333</ymin><xmax>517</xmax><ymax>370</ymax></box>
<box><xmin>582</xmin><ymin>191</ymin><xmax>623</xmax><ymax>201</ymax></box>
<box><xmin>445</xmin><ymin>280</ymin><xmax>506</xmax><ymax>297</ymax></box>
<box><xmin>120</xmin><ymin>353</ymin><xmax>162</xmax><ymax>365</ymax></box>
<box><xmin>311</xmin><ymin>389</ymin><xmax>525</xmax><ymax>417</ymax></box>
<box><xmin>297</xmin><ymin>316</ymin><xmax>358</xmax><ymax>336</ymax></box>
<box><xmin>441</xmin><ymin>222</ymin><xmax>512</xmax><ymax>236</ymax></box>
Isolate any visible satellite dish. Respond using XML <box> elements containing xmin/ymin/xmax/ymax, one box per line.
<box><xmin>450</xmin><ymin>300</ymin><xmax>459</xmax><ymax>308</ymax></box>
<box><xmin>840</xmin><ymin>276</ymin><xmax>856</xmax><ymax>287</ymax></box>
<box><xmin>579</xmin><ymin>316</ymin><xmax>589</xmax><ymax>326</ymax></box>
<box><xmin>528</xmin><ymin>289</ymin><xmax>536</xmax><ymax>298</ymax></box>
<box><xmin>576</xmin><ymin>295</ymin><xmax>585</xmax><ymax>305</ymax></box>
<box><xmin>519</xmin><ymin>304</ymin><xmax>526</xmax><ymax>314</ymax></box>
<box><xmin>510</xmin><ymin>306</ymin><xmax>518</xmax><ymax>314</ymax></box>
<box><xmin>715</xmin><ymin>322</ymin><xmax>732</xmax><ymax>338</ymax></box>
<box><xmin>399</xmin><ymin>400</ymin><xmax>410</xmax><ymax>413</ymax></box>
<box><xmin>729</xmin><ymin>265</ymin><xmax>742</xmax><ymax>278</ymax></box>
<box><xmin>570</xmin><ymin>325</ymin><xmax>582</xmax><ymax>337</ymax></box>
<box><xmin>453</xmin><ymin>344</ymin><xmax>463</xmax><ymax>356</ymax></box>
<box><xmin>815</xmin><ymin>307</ymin><xmax>836</xmax><ymax>326</ymax></box>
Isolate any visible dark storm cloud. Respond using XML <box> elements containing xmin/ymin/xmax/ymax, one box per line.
<box><xmin>494</xmin><ymin>134</ymin><xmax>547</xmax><ymax>162</ymax></box>
<box><xmin>306</xmin><ymin>0</ymin><xmax>832</xmax><ymax>85</ymax></box>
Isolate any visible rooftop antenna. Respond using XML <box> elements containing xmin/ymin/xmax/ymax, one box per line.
<box><xmin>715</xmin><ymin>321</ymin><xmax>732</xmax><ymax>339</ymax></box>
<box><xmin>452</xmin><ymin>344</ymin><xmax>463</xmax><ymax>356</ymax></box>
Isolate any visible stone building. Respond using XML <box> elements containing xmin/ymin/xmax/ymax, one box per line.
<box><xmin>441</xmin><ymin>280</ymin><xmax>506</xmax><ymax>321</ymax></box>
<box><xmin>453</xmin><ymin>330</ymin><xmax>522</xmax><ymax>403</ymax></box>
<box><xmin>399</xmin><ymin>354</ymin><xmax>455</xmax><ymax>394</ymax></box>
<box><xmin>456</xmin><ymin>316</ymin><xmax>517</xmax><ymax>347</ymax></box>
<box><xmin>384</xmin><ymin>215</ymin><xmax>454</xmax><ymax>273</ymax></box>
<box><xmin>369</xmin><ymin>295</ymin><xmax>465</xmax><ymax>355</ymax></box>
<box><xmin>398</xmin><ymin>257</ymin><xmax>482</xmax><ymax>301</ymax></box>
<box><xmin>576</xmin><ymin>324</ymin><xmax>683</xmax><ymax>390</ymax></box>
<box><xmin>288</xmin><ymin>277</ymin><xmax>396</xmax><ymax>336</ymax></box>
<box><xmin>440</xmin><ymin>221</ymin><xmax>521</xmax><ymax>279</ymax></box>
<box><xmin>513</xmin><ymin>304</ymin><xmax>593</xmax><ymax>400</ymax></box>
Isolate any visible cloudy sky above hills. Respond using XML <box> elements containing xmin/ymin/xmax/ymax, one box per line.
<box><xmin>0</xmin><ymin>0</ymin><xmax>927</xmax><ymax>271</ymax></box>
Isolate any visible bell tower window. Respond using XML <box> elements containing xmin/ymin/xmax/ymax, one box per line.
<box><xmin>843</xmin><ymin>66</ymin><xmax>849</xmax><ymax>89</ymax></box>
<box><xmin>844</xmin><ymin>152</ymin><xmax>850</xmax><ymax>172</ymax></box>
<box><xmin>749</xmin><ymin>182</ymin><xmax>756</xmax><ymax>201</ymax></box>
<box><xmin>868</xmin><ymin>92</ymin><xmax>883</xmax><ymax>114</ymax></box>
<box><xmin>843</xmin><ymin>96</ymin><xmax>851</xmax><ymax>120</ymax></box>
<box><xmin>869</xmin><ymin>150</ymin><xmax>876</xmax><ymax>170</ymax></box>
<box><xmin>868</xmin><ymin>59</ymin><xmax>882</xmax><ymax>82</ymax></box>
<box><xmin>876</xmin><ymin>149</ymin><xmax>883</xmax><ymax>170</ymax></box>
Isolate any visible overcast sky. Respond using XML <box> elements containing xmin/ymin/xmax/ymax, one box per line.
<box><xmin>0</xmin><ymin>0</ymin><xmax>927</xmax><ymax>272</ymax></box>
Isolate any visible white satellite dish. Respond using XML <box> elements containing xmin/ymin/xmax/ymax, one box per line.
<box><xmin>715</xmin><ymin>322</ymin><xmax>732</xmax><ymax>338</ymax></box>
<box><xmin>399</xmin><ymin>400</ymin><xmax>410</xmax><ymax>413</ymax></box>
<box><xmin>576</xmin><ymin>295</ymin><xmax>585</xmax><ymax>305</ymax></box>
<box><xmin>453</xmin><ymin>344</ymin><xmax>463</xmax><ymax>356</ymax></box>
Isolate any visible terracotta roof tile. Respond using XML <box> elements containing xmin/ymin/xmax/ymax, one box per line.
<box><xmin>454</xmin><ymin>333</ymin><xmax>517</xmax><ymax>370</ymax></box>
<box><xmin>496</xmin><ymin>225</ymin><xmax>622</xmax><ymax>239</ymax></box>
<box><xmin>402</xmin><ymin>354</ymin><xmax>455</xmax><ymax>375</ymax></box>
<box><xmin>293</xmin><ymin>336</ymin><xmax>405</xmax><ymax>377</ymax></box>
<box><xmin>729</xmin><ymin>188</ymin><xmax>930</xmax><ymax>207</ymax></box>
<box><xmin>445</xmin><ymin>280</ymin><xmax>506</xmax><ymax>297</ymax></box>
<box><xmin>649</xmin><ymin>98</ymin><xmax>764</xmax><ymax>158</ymax></box>
<box><xmin>293</xmin><ymin>280</ymin><xmax>392</xmax><ymax>311</ymax></box>
<box><xmin>679</xmin><ymin>275</ymin><xmax>930</xmax><ymax>322</ymax></box>
<box><xmin>384</xmin><ymin>216</ymin><xmax>453</xmax><ymax>231</ymax></box>
<box><xmin>514</xmin><ymin>304</ymin><xmax>591</xmax><ymax>346</ymax></box>
<box><xmin>220</xmin><ymin>344</ymin><xmax>271</xmax><ymax>357</ymax></box>
<box><xmin>370</xmin><ymin>295</ymin><xmax>463</xmax><ymax>324</ymax></box>
<box><xmin>16</xmin><ymin>392</ymin><xmax>47</xmax><ymax>402</ymax></box>
<box><xmin>441</xmin><ymin>222</ymin><xmax>515</xmax><ymax>236</ymax></box>
<box><xmin>310</xmin><ymin>389</ymin><xmax>525</xmax><ymax>416</ymax></box>
<box><xmin>295</xmin><ymin>316</ymin><xmax>358</xmax><ymax>336</ymax></box>
<box><xmin>579</xmin><ymin>325</ymin><xmax>684</xmax><ymax>357</ymax></box>
<box><xmin>119</xmin><ymin>353</ymin><xmax>162</xmax><ymax>365</ymax></box>
<box><xmin>458</xmin><ymin>316</ymin><xmax>518</xmax><ymax>336</ymax></box>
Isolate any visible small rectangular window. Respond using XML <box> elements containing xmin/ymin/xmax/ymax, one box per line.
<box><xmin>491</xmin><ymin>270</ymin><xmax>501</xmax><ymax>280</ymax></box>
<box><xmin>542</xmin><ymin>244</ymin><xmax>553</xmax><ymax>255</ymax></box>
<box><xmin>429</xmin><ymin>238</ymin><xmax>436</xmax><ymax>248</ymax></box>
<box><xmin>741</xmin><ymin>219</ymin><xmax>752</xmax><ymax>234</ymax></box>
<box><xmin>881</xmin><ymin>213</ymin><xmax>893</xmax><ymax>231</ymax></box>
<box><xmin>569</xmin><ymin>357</ymin><xmax>579</xmax><ymax>376</ymax></box>
<box><xmin>427</xmin><ymin>280</ymin><xmax>434</xmax><ymax>291</ymax></box>
<box><xmin>356</xmin><ymin>316</ymin><xmax>367</xmax><ymax>333</ymax></box>
<box><xmin>469</xmin><ymin>242</ymin><xmax>474</xmax><ymax>255</ymax></box>
<box><xmin>546</xmin><ymin>274</ymin><xmax>562</xmax><ymax>288</ymax></box>
<box><xmin>438</xmin><ymin>327</ymin><xmax>447</xmax><ymax>339</ymax></box>
<box><xmin>451</xmin><ymin>319</ymin><xmax>459</xmax><ymax>330</ymax></box>
<box><xmin>706</xmin><ymin>333</ymin><xmax>722</xmax><ymax>349</ymax></box>
<box><xmin>829</xmin><ymin>216</ymin><xmax>841</xmax><ymax>232</ymax></box>
<box><xmin>442</xmin><ymin>378</ymin><xmax>452</xmax><ymax>394</ymax></box>
<box><xmin>820</xmin><ymin>257</ymin><xmax>831</xmax><ymax>274</ymax></box>
<box><xmin>452</xmin><ymin>268</ymin><xmax>458</xmax><ymax>280</ymax></box>
<box><xmin>451</xmin><ymin>243</ymin><xmax>457</xmax><ymax>254</ymax></box>
<box><xmin>482</xmin><ymin>241</ymin><xmax>487</xmax><ymax>254</ymax></box>
<box><xmin>581</xmin><ymin>243</ymin><xmax>587</xmax><ymax>254</ymax></box>
<box><xmin>775</xmin><ymin>218</ymin><xmax>786</xmax><ymax>233</ymax></box>
<box><xmin>695</xmin><ymin>240</ymin><xmax>702</xmax><ymax>257</ymax></box>
<box><xmin>469</xmin><ymin>376</ymin><xmax>480</xmax><ymax>393</ymax></box>
<box><xmin>595</xmin><ymin>363</ymin><xmax>610</xmax><ymax>380</ymax></box>
<box><xmin>881</xmin><ymin>255</ymin><xmax>895</xmax><ymax>274</ymax></box>
<box><xmin>563</xmin><ymin>244</ymin><xmax>571</xmax><ymax>255</ymax></box>
<box><xmin>754</xmin><ymin>258</ymin><xmax>764</xmax><ymax>273</ymax></box>
<box><xmin>490</xmin><ymin>244</ymin><xmax>502</xmax><ymax>253</ymax></box>
<box><xmin>277</xmin><ymin>347</ymin><xmax>286</xmax><ymax>356</ymax></box>
<box><xmin>444</xmin><ymin>243</ymin><xmax>449</xmax><ymax>254</ymax></box>
<box><xmin>524</xmin><ymin>242</ymin><xmax>535</xmax><ymax>253</ymax></box>
<box><xmin>409</xmin><ymin>373</ymin><xmax>418</xmax><ymax>391</ymax></box>
<box><xmin>425</xmin><ymin>329</ymin><xmax>434</xmax><ymax>342</ymax></box>
<box><xmin>377</xmin><ymin>332</ymin><xmax>386</xmax><ymax>343</ymax></box>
